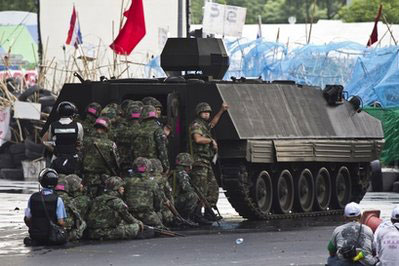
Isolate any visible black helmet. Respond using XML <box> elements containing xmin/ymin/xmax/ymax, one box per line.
<box><xmin>38</xmin><ymin>168</ymin><xmax>59</xmax><ymax>189</ymax></box>
<box><xmin>57</xmin><ymin>101</ymin><xmax>77</xmax><ymax>117</ymax></box>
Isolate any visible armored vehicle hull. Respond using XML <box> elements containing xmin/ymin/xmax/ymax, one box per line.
<box><xmin>45</xmin><ymin>79</ymin><xmax>384</xmax><ymax>220</ymax></box>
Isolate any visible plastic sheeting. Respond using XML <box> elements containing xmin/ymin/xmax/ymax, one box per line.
<box><xmin>146</xmin><ymin>38</ymin><xmax>399</xmax><ymax>107</ymax></box>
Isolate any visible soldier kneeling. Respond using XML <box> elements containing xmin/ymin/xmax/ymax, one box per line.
<box><xmin>86</xmin><ymin>176</ymin><xmax>146</xmax><ymax>240</ymax></box>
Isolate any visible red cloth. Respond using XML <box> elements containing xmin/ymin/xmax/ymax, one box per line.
<box><xmin>367</xmin><ymin>4</ymin><xmax>383</xmax><ymax>47</ymax></box>
<box><xmin>110</xmin><ymin>0</ymin><xmax>146</xmax><ymax>55</ymax></box>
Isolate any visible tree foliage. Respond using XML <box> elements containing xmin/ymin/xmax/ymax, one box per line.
<box><xmin>0</xmin><ymin>0</ymin><xmax>37</xmax><ymax>13</ymax></box>
<box><xmin>339</xmin><ymin>0</ymin><xmax>399</xmax><ymax>24</ymax></box>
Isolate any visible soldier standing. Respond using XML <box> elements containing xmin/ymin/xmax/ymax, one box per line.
<box><xmin>42</xmin><ymin>101</ymin><xmax>83</xmax><ymax>175</ymax></box>
<box><xmin>86</xmin><ymin>176</ymin><xmax>145</xmax><ymax>240</ymax></box>
<box><xmin>190</xmin><ymin>102</ymin><xmax>229</xmax><ymax>221</ymax></box>
<box><xmin>82</xmin><ymin>117</ymin><xmax>119</xmax><ymax>198</ymax></box>
<box><xmin>124</xmin><ymin>157</ymin><xmax>166</xmax><ymax>229</ymax></box>
<box><xmin>133</xmin><ymin>105</ymin><xmax>169</xmax><ymax>172</ymax></box>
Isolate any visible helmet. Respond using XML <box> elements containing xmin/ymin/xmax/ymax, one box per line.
<box><xmin>195</xmin><ymin>102</ymin><xmax>212</xmax><ymax>115</ymax></box>
<box><xmin>132</xmin><ymin>101</ymin><xmax>144</xmax><ymax>108</ymax></box>
<box><xmin>104</xmin><ymin>176</ymin><xmax>125</xmax><ymax>191</ymax></box>
<box><xmin>101</xmin><ymin>103</ymin><xmax>120</xmax><ymax>119</ymax></box>
<box><xmin>38</xmin><ymin>168</ymin><xmax>59</xmax><ymax>189</ymax></box>
<box><xmin>86</xmin><ymin>102</ymin><xmax>102</xmax><ymax>118</ymax></box>
<box><xmin>94</xmin><ymin>117</ymin><xmax>110</xmax><ymax>130</ymax></box>
<box><xmin>121</xmin><ymin>99</ymin><xmax>134</xmax><ymax>115</ymax></box>
<box><xmin>57</xmin><ymin>101</ymin><xmax>77</xmax><ymax>117</ymax></box>
<box><xmin>176</xmin><ymin>153</ymin><xmax>193</xmax><ymax>167</ymax></box>
<box><xmin>127</xmin><ymin>104</ymin><xmax>142</xmax><ymax>119</ymax></box>
<box><xmin>141</xmin><ymin>105</ymin><xmax>157</xmax><ymax>120</ymax></box>
<box><xmin>133</xmin><ymin>157</ymin><xmax>151</xmax><ymax>173</ymax></box>
<box><xmin>65</xmin><ymin>174</ymin><xmax>82</xmax><ymax>193</ymax></box>
<box><xmin>150</xmin><ymin>159</ymin><xmax>163</xmax><ymax>174</ymax></box>
<box><xmin>55</xmin><ymin>174</ymin><xmax>69</xmax><ymax>192</ymax></box>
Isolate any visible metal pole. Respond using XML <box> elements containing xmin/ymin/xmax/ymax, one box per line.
<box><xmin>36</xmin><ymin>0</ymin><xmax>43</xmax><ymax>69</ymax></box>
<box><xmin>186</xmin><ymin>0</ymin><xmax>191</xmax><ymax>37</ymax></box>
<box><xmin>178</xmin><ymin>0</ymin><xmax>183</xmax><ymax>37</ymax></box>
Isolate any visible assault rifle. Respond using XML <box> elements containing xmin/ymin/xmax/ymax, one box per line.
<box><xmin>144</xmin><ymin>225</ymin><xmax>185</xmax><ymax>237</ymax></box>
<box><xmin>93</xmin><ymin>143</ymin><xmax>119</xmax><ymax>176</ymax></box>
<box><xmin>189</xmin><ymin>179</ymin><xmax>221</xmax><ymax>226</ymax></box>
<box><xmin>163</xmin><ymin>199</ymin><xmax>198</xmax><ymax>227</ymax></box>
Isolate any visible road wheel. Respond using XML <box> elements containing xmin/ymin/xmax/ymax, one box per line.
<box><xmin>273</xmin><ymin>169</ymin><xmax>294</xmax><ymax>214</ymax></box>
<box><xmin>253</xmin><ymin>171</ymin><xmax>273</xmax><ymax>215</ymax></box>
<box><xmin>294</xmin><ymin>169</ymin><xmax>314</xmax><ymax>213</ymax></box>
<box><xmin>332</xmin><ymin>166</ymin><xmax>352</xmax><ymax>209</ymax></box>
<box><xmin>314</xmin><ymin>167</ymin><xmax>331</xmax><ymax>211</ymax></box>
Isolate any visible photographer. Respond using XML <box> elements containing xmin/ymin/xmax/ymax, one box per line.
<box><xmin>327</xmin><ymin>202</ymin><xmax>377</xmax><ymax>266</ymax></box>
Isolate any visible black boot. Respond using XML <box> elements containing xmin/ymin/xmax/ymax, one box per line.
<box><xmin>192</xmin><ymin>206</ymin><xmax>213</xmax><ymax>226</ymax></box>
<box><xmin>204</xmin><ymin>208</ymin><xmax>223</xmax><ymax>222</ymax></box>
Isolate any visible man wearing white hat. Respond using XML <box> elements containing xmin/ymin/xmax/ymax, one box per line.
<box><xmin>327</xmin><ymin>202</ymin><xmax>377</xmax><ymax>266</ymax></box>
<box><xmin>373</xmin><ymin>205</ymin><xmax>399</xmax><ymax>266</ymax></box>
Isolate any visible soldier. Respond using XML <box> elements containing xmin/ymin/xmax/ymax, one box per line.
<box><xmin>133</xmin><ymin>105</ymin><xmax>169</xmax><ymax>172</ymax></box>
<box><xmin>65</xmin><ymin>174</ymin><xmax>91</xmax><ymax>221</ymax></box>
<box><xmin>149</xmin><ymin>158</ymin><xmax>174</xmax><ymax>226</ymax></box>
<box><xmin>100</xmin><ymin>102</ymin><xmax>123</xmax><ymax>142</ymax></box>
<box><xmin>86</xmin><ymin>176</ymin><xmax>146</xmax><ymax>240</ymax></box>
<box><xmin>82</xmin><ymin>117</ymin><xmax>119</xmax><ymax>198</ymax></box>
<box><xmin>189</xmin><ymin>102</ymin><xmax>229</xmax><ymax>221</ymax></box>
<box><xmin>80</xmin><ymin>102</ymin><xmax>102</xmax><ymax>137</ymax></box>
<box><xmin>114</xmin><ymin>103</ymin><xmax>142</xmax><ymax>174</ymax></box>
<box><xmin>327</xmin><ymin>202</ymin><xmax>377</xmax><ymax>266</ymax></box>
<box><xmin>54</xmin><ymin>176</ymin><xmax>86</xmax><ymax>241</ymax></box>
<box><xmin>124</xmin><ymin>157</ymin><xmax>166</xmax><ymax>229</ymax></box>
<box><xmin>143</xmin><ymin>96</ymin><xmax>170</xmax><ymax>136</ymax></box>
<box><xmin>42</xmin><ymin>101</ymin><xmax>83</xmax><ymax>175</ymax></box>
<box><xmin>172</xmin><ymin>153</ymin><xmax>210</xmax><ymax>225</ymax></box>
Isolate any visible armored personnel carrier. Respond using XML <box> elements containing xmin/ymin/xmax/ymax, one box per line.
<box><xmin>44</xmin><ymin>38</ymin><xmax>384</xmax><ymax>220</ymax></box>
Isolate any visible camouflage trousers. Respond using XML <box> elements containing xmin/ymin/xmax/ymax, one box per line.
<box><xmin>133</xmin><ymin>210</ymin><xmax>164</xmax><ymax>229</ymax></box>
<box><xmin>159</xmin><ymin>204</ymin><xmax>174</xmax><ymax>226</ymax></box>
<box><xmin>67</xmin><ymin>221</ymin><xmax>87</xmax><ymax>241</ymax></box>
<box><xmin>190</xmin><ymin>160</ymin><xmax>219</xmax><ymax>207</ymax></box>
<box><xmin>88</xmin><ymin>223</ymin><xmax>140</xmax><ymax>240</ymax></box>
<box><xmin>175</xmin><ymin>191</ymin><xmax>198</xmax><ymax>218</ymax></box>
<box><xmin>82</xmin><ymin>173</ymin><xmax>106</xmax><ymax>198</ymax></box>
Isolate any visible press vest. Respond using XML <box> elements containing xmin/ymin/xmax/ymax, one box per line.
<box><xmin>29</xmin><ymin>192</ymin><xmax>58</xmax><ymax>241</ymax></box>
<box><xmin>51</xmin><ymin>120</ymin><xmax>78</xmax><ymax>155</ymax></box>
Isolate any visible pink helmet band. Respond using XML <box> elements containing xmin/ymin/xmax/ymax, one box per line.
<box><xmin>131</xmin><ymin>113</ymin><xmax>140</xmax><ymax>118</ymax></box>
<box><xmin>96</xmin><ymin>118</ymin><xmax>107</xmax><ymax>127</ymax></box>
<box><xmin>137</xmin><ymin>166</ymin><xmax>147</xmax><ymax>172</ymax></box>
<box><xmin>148</xmin><ymin>111</ymin><xmax>156</xmax><ymax>117</ymax></box>
<box><xmin>87</xmin><ymin>107</ymin><xmax>97</xmax><ymax>115</ymax></box>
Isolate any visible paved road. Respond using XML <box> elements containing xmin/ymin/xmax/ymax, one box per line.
<box><xmin>1</xmin><ymin>179</ymin><xmax>399</xmax><ymax>265</ymax></box>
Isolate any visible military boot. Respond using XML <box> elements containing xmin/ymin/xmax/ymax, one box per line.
<box><xmin>191</xmin><ymin>206</ymin><xmax>213</xmax><ymax>226</ymax></box>
<box><xmin>204</xmin><ymin>208</ymin><xmax>223</xmax><ymax>222</ymax></box>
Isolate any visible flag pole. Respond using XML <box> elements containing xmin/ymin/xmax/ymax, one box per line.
<box><xmin>382</xmin><ymin>14</ymin><xmax>397</xmax><ymax>45</ymax></box>
<box><xmin>257</xmin><ymin>15</ymin><xmax>262</xmax><ymax>39</ymax></box>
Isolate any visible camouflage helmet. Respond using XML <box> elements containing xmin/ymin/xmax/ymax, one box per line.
<box><xmin>133</xmin><ymin>157</ymin><xmax>151</xmax><ymax>173</ymax></box>
<box><xmin>101</xmin><ymin>103</ymin><xmax>121</xmax><ymax>119</ymax></box>
<box><xmin>141</xmin><ymin>105</ymin><xmax>157</xmax><ymax>120</ymax></box>
<box><xmin>150</xmin><ymin>158</ymin><xmax>163</xmax><ymax>174</ymax></box>
<box><xmin>127</xmin><ymin>104</ymin><xmax>142</xmax><ymax>119</ymax></box>
<box><xmin>65</xmin><ymin>174</ymin><xmax>82</xmax><ymax>193</ymax></box>
<box><xmin>132</xmin><ymin>101</ymin><xmax>144</xmax><ymax>108</ymax></box>
<box><xmin>195</xmin><ymin>102</ymin><xmax>212</xmax><ymax>115</ymax></box>
<box><xmin>54</xmin><ymin>174</ymin><xmax>69</xmax><ymax>192</ymax></box>
<box><xmin>94</xmin><ymin>117</ymin><xmax>110</xmax><ymax>130</ymax></box>
<box><xmin>86</xmin><ymin>102</ymin><xmax>102</xmax><ymax>118</ymax></box>
<box><xmin>142</xmin><ymin>96</ymin><xmax>159</xmax><ymax>106</ymax></box>
<box><xmin>121</xmin><ymin>99</ymin><xmax>134</xmax><ymax>115</ymax></box>
<box><xmin>104</xmin><ymin>176</ymin><xmax>125</xmax><ymax>191</ymax></box>
<box><xmin>176</xmin><ymin>153</ymin><xmax>193</xmax><ymax>167</ymax></box>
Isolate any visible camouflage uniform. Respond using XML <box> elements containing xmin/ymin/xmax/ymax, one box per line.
<box><xmin>114</xmin><ymin>104</ymin><xmax>142</xmax><ymax>173</ymax></box>
<box><xmin>133</xmin><ymin>105</ymin><xmax>169</xmax><ymax>171</ymax></box>
<box><xmin>65</xmin><ymin>174</ymin><xmax>91</xmax><ymax>221</ymax></box>
<box><xmin>81</xmin><ymin>102</ymin><xmax>102</xmax><ymax>138</ymax></box>
<box><xmin>55</xmin><ymin>179</ymin><xmax>86</xmax><ymax>241</ymax></box>
<box><xmin>190</xmin><ymin>115</ymin><xmax>219</xmax><ymax>207</ymax></box>
<box><xmin>150</xmin><ymin>159</ymin><xmax>174</xmax><ymax>225</ymax></box>
<box><xmin>82</xmin><ymin>118</ymin><xmax>119</xmax><ymax>198</ymax></box>
<box><xmin>124</xmin><ymin>157</ymin><xmax>165</xmax><ymax>229</ymax></box>
<box><xmin>171</xmin><ymin>153</ymin><xmax>199</xmax><ymax>219</ymax></box>
<box><xmin>87</xmin><ymin>176</ymin><xmax>142</xmax><ymax>240</ymax></box>
<box><xmin>100</xmin><ymin>103</ymin><xmax>122</xmax><ymax>142</ymax></box>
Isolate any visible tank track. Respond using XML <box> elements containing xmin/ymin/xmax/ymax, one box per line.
<box><xmin>221</xmin><ymin>162</ymin><xmax>348</xmax><ymax>220</ymax></box>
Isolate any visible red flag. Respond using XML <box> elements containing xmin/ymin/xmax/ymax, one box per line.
<box><xmin>66</xmin><ymin>6</ymin><xmax>83</xmax><ymax>48</ymax></box>
<box><xmin>367</xmin><ymin>4</ymin><xmax>383</xmax><ymax>47</ymax></box>
<box><xmin>110</xmin><ymin>0</ymin><xmax>146</xmax><ymax>55</ymax></box>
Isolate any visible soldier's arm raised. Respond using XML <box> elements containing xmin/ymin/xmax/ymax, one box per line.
<box><xmin>209</xmin><ymin>102</ymin><xmax>229</xmax><ymax>128</ymax></box>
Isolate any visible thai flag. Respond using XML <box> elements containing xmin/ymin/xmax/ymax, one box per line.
<box><xmin>66</xmin><ymin>6</ymin><xmax>83</xmax><ymax>48</ymax></box>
